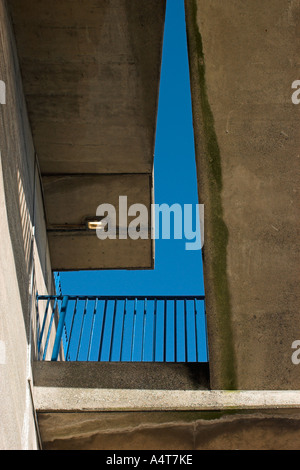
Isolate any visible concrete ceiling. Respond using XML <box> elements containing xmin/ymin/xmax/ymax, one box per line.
<box><xmin>8</xmin><ymin>0</ymin><xmax>166</xmax><ymax>269</ymax></box>
<box><xmin>8</xmin><ymin>0</ymin><xmax>166</xmax><ymax>174</ymax></box>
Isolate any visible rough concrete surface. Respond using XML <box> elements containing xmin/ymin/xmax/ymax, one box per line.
<box><xmin>185</xmin><ymin>0</ymin><xmax>300</xmax><ymax>389</ymax></box>
<box><xmin>7</xmin><ymin>0</ymin><xmax>166</xmax><ymax>174</ymax></box>
<box><xmin>33</xmin><ymin>361</ymin><xmax>210</xmax><ymax>390</ymax></box>
<box><xmin>7</xmin><ymin>0</ymin><xmax>164</xmax><ymax>270</ymax></box>
<box><xmin>42</xmin><ymin>173</ymin><xmax>154</xmax><ymax>270</ymax></box>
<box><xmin>33</xmin><ymin>386</ymin><xmax>300</xmax><ymax>413</ymax></box>
<box><xmin>38</xmin><ymin>409</ymin><xmax>300</xmax><ymax>450</ymax></box>
<box><xmin>2</xmin><ymin>0</ymin><xmax>300</xmax><ymax>450</ymax></box>
<box><xmin>0</xmin><ymin>0</ymin><xmax>54</xmax><ymax>449</ymax></box>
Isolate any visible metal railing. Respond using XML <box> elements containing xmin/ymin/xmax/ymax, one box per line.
<box><xmin>36</xmin><ymin>295</ymin><xmax>208</xmax><ymax>362</ymax></box>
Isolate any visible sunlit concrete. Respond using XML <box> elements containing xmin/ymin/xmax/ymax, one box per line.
<box><xmin>0</xmin><ymin>0</ymin><xmax>55</xmax><ymax>449</ymax></box>
<box><xmin>2</xmin><ymin>0</ymin><xmax>300</xmax><ymax>450</ymax></box>
<box><xmin>34</xmin><ymin>387</ymin><xmax>300</xmax><ymax>412</ymax></box>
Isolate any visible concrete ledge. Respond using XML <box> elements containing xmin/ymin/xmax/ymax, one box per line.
<box><xmin>34</xmin><ymin>387</ymin><xmax>300</xmax><ymax>412</ymax></box>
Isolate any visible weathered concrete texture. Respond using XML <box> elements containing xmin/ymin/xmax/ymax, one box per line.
<box><xmin>33</xmin><ymin>362</ymin><xmax>210</xmax><ymax>390</ymax></box>
<box><xmin>42</xmin><ymin>174</ymin><xmax>154</xmax><ymax>270</ymax></box>
<box><xmin>185</xmin><ymin>0</ymin><xmax>300</xmax><ymax>389</ymax></box>
<box><xmin>38</xmin><ymin>409</ymin><xmax>300</xmax><ymax>450</ymax></box>
<box><xmin>33</xmin><ymin>386</ymin><xmax>300</xmax><ymax>413</ymax></box>
<box><xmin>7</xmin><ymin>0</ymin><xmax>165</xmax><ymax>270</ymax></box>
<box><xmin>48</xmin><ymin>234</ymin><xmax>153</xmax><ymax>270</ymax></box>
<box><xmin>7</xmin><ymin>0</ymin><xmax>166</xmax><ymax>174</ymax></box>
<box><xmin>0</xmin><ymin>0</ymin><xmax>54</xmax><ymax>449</ymax></box>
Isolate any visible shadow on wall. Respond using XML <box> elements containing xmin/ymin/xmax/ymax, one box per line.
<box><xmin>0</xmin><ymin>1</ymin><xmax>53</xmax><ymax>343</ymax></box>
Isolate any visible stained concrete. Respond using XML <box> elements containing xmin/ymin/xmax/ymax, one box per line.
<box><xmin>185</xmin><ymin>0</ymin><xmax>300</xmax><ymax>390</ymax></box>
<box><xmin>7</xmin><ymin>0</ymin><xmax>165</xmax><ymax>270</ymax></box>
<box><xmin>33</xmin><ymin>362</ymin><xmax>210</xmax><ymax>390</ymax></box>
<box><xmin>38</xmin><ymin>409</ymin><xmax>300</xmax><ymax>450</ymax></box>
<box><xmin>7</xmin><ymin>0</ymin><xmax>166</xmax><ymax>175</ymax></box>
<box><xmin>33</xmin><ymin>386</ymin><xmax>300</xmax><ymax>413</ymax></box>
<box><xmin>0</xmin><ymin>0</ymin><xmax>54</xmax><ymax>448</ymax></box>
<box><xmin>2</xmin><ymin>0</ymin><xmax>300</xmax><ymax>450</ymax></box>
<box><xmin>42</xmin><ymin>173</ymin><xmax>154</xmax><ymax>270</ymax></box>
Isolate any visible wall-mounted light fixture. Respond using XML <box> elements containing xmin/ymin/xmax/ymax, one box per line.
<box><xmin>86</xmin><ymin>217</ymin><xmax>106</xmax><ymax>231</ymax></box>
<box><xmin>47</xmin><ymin>216</ymin><xmax>106</xmax><ymax>232</ymax></box>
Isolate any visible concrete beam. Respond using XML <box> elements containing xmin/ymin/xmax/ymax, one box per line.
<box><xmin>34</xmin><ymin>387</ymin><xmax>300</xmax><ymax>412</ymax></box>
<box><xmin>42</xmin><ymin>174</ymin><xmax>154</xmax><ymax>270</ymax></box>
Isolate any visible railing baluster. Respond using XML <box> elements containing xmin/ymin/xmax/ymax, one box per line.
<box><xmin>65</xmin><ymin>298</ymin><xmax>78</xmax><ymax>360</ymax></box>
<box><xmin>36</xmin><ymin>298</ymin><xmax>40</xmax><ymax>353</ymax></box>
<box><xmin>119</xmin><ymin>299</ymin><xmax>127</xmax><ymax>361</ymax></box>
<box><xmin>130</xmin><ymin>298</ymin><xmax>137</xmax><ymax>361</ymax></box>
<box><xmin>87</xmin><ymin>298</ymin><xmax>98</xmax><ymax>361</ymax></box>
<box><xmin>153</xmin><ymin>298</ymin><xmax>157</xmax><ymax>362</ymax></box>
<box><xmin>109</xmin><ymin>299</ymin><xmax>117</xmax><ymax>361</ymax></box>
<box><xmin>76</xmin><ymin>298</ymin><xmax>88</xmax><ymax>360</ymax></box>
<box><xmin>194</xmin><ymin>298</ymin><xmax>198</xmax><ymax>362</ymax></box>
<box><xmin>98</xmin><ymin>300</ymin><xmax>107</xmax><ymax>361</ymax></box>
<box><xmin>184</xmin><ymin>299</ymin><xmax>188</xmax><ymax>363</ymax></box>
<box><xmin>195</xmin><ymin>299</ymin><xmax>209</xmax><ymax>362</ymax></box>
<box><xmin>141</xmin><ymin>298</ymin><xmax>147</xmax><ymax>362</ymax></box>
<box><xmin>63</xmin><ymin>324</ymin><xmax>69</xmax><ymax>356</ymax></box>
<box><xmin>51</xmin><ymin>296</ymin><xmax>69</xmax><ymax>361</ymax></box>
<box><xmin>163</xmin><ymin>299</ymin><xmax>167</xmax><ymax>362</ymax></box>
<box><xmin>43</xmin><ymin>298</ymin><xmax>57</xmax><ymax>361</ymax></box>
<box><xmin>37</xmin><ymin>297</ymin><xmax>50</xmax><ymax>357</ymax></box>
<box><xmin>174</xmin><ymin>299</ymin><xmax>177</xmax><ymax>363</ymax></box>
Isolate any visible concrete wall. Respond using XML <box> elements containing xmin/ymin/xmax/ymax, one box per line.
<box><xmin>37</xmin><ymin>409</ymin><xmax>300</xmax><ymax>450</ymax></box>
<box><xmin>0</xmin><ymin>0</ymin><xmax>54</xmax><ymax>449</ymax></box>
<box><xmin>185</xmin><ymin>0</ymin><xmax>300</xmax><ymax>390</ymax></box>
<box><xmin>2</xmin><ymin>0</ymin><xmax>300</xmax><ymax>450</ymax></box>
<box><xmin>32</xmin><ymin>363</ymin><xmax>300</xmax><ymax>450</ymax></box>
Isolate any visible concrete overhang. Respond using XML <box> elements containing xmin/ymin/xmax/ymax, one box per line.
<box><xmin>7</xmin><ymin>0</ymin><xmax>166</xmax><ymax>270</ymax></box>
<box><xmin>32</xmin><ymin>363</ymin><xmax>300</xmax><ymax>450</ymax></box>
<box><xmin>32</xmin><ymin>362</ymin><xmax>300</xmax><ymax>411</ymax></box>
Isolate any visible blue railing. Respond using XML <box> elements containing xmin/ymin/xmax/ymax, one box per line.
<box><xmin>36</xmin><ymin>295</ymin><xmax>208</xmax><ymax>363</ymax></box>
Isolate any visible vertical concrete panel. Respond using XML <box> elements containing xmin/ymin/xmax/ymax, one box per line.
<box><xmin>0</xmin><ymin>0</ymin><xmax>54</xmax><ymax>448</ymax></box>
<box><xmin>185</xmin><ymin>0</ymin><xmax>300</xmax><ymax>389</ymax></box>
